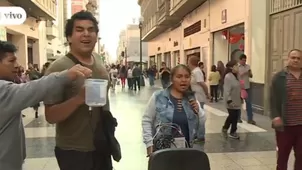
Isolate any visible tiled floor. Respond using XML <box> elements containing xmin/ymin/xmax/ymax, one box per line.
<box><xmin>21</xmin><ymin>86</ymin><xmax>294</xmax><ymax>170</ymax></box>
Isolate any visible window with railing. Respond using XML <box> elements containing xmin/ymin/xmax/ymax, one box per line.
<box><xmin>270</xmin><ymin>0</ymin><xmax>302</xmax><ymax>14</ymax></box>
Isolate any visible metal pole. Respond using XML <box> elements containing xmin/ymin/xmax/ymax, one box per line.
<box><xmin>139</xmin><ymin>22</ymin><xmax>143</xmax><ymax>71</ymax></box>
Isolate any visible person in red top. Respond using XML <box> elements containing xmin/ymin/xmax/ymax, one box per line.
<box><xmin>270</xmin><ymin>49</ymin><xmax>302</xmax><ymax>170</ymax></box>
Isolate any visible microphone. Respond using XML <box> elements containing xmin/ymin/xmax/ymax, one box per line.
<box><xmin>184</xmin><ymin>90</ymin><xmax>198</xmax><ymax>114</ymax></box>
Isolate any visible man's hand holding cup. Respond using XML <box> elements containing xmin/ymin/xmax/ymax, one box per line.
<box><xmin>67</xmin><ymin>64</ymin><xmax>92</xmax><ymax>80</ymax></box>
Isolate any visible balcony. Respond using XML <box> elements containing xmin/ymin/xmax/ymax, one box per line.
<box><xmin>270</xmin><ymin>0</ymin><xmax>302</xmax><ymax>14</ymax></box>
<box><xmin>157</xmin><ymin>0</ymin><xmax>174</xmax><ymax>26</ymax></box>
<box><xmin>7</xmin><ymin>0</ymin><xmax>56</xmax><ymax>20</ymax></box>
<box><xmin>142</xmin><ymin>14</ymin><xmax>166</xmax><ymax>41</ymax></box>
<box><xmin>170</xmin><ymin>0</ymin><xmax>206</xmax><ymax>20</ymax></box>
<box><xmin>142</xmin><ymin>0</ymin><xmax>176</xmax><ymax>41</ymax></box>
<box><xmin>46</xmin><ymin>22</ymin><xmax>58</xmax><ymax>39</ymax></box>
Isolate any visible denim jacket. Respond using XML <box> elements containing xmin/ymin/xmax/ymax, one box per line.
<box><xmin>142</xmin><ymin>87</ymin><xmax>205</xmax><ymax>148</ymax></box>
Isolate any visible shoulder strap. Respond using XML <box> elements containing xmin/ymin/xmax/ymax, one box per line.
<box><xmin>66</xmin><ymin>53</ymin><xmax>83</xmax><ymax>65</ymax></box>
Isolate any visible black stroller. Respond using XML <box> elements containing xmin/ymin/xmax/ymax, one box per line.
<box><xmin>149</xmin><ymin>123</ymin><xmax>211</xmax><ymax>170</ymax></box>
<box><xmin>148</xmin><ymin>148</ymin><xmax>210</xmax><ymax>170</ymax></box>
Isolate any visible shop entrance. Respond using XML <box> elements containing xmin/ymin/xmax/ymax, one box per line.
<box><xmin>212</xmin><ymin>24</ymin><xmax>245</xmax><ymax>65</ymax></box>
<box><xmin>185</xmin><ymin>47</ymin><xmax>200</xmax><ymax>64</ymax></box>
<box><xmin>164</xmin><ymin>52</ymin><xmax>171</xmax><ymax>68</ymax></box>
<box><xmin>172</xmin><ymin>50</ymin><xmax>180</xmax><ymax>67</ymax></box>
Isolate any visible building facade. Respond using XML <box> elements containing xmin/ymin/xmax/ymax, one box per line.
<box><xmin>0</xmin><ymin>0</ymin><xmax>57</xmax><ymax>69</ymax></box>
<box><xmin>117</xmin><ymin>24</ymin><xmax>148</xmax><ymax>65</ymax></box>
<box><xmin>138</xmin><ymin>0</ymin><xmax>302</xmax><ymax>115</ymax></box>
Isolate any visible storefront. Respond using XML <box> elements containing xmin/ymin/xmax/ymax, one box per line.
<box><xmin>212</xmin><ymin>24</ymin><xmax>245</xmax><ymax>65</ymax></box>
<box><xmin>164</xmin><ymin>52</ymin><xmax>171</xmax><ymax>68</ymax></box>
<box><xmin>149</xmin><ymin>55</ymin><xmax>156</xmax><ymax>67</ymax></box>
<box><xmin>184</xmin><ymin>47</ymin><xmax>200</xmax><ymax>64</ymax></box>
<box><xmin>172</xmin><ymin>50</ymin><xmax>180</xmax><ymax>67</ymax></box>
<box><xmin>156</xmin><ymin>53</ymin><xmax>162</xmax><ymax>70</ymax></box>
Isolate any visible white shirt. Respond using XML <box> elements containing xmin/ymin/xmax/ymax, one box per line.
<box><xmin>190</xmin><ymin>67</ymin><xmax>206</xmax><ymax>103</ymax></box>
<box><xmin>127</xmin><ymin>69</ymin><xmax>133</xmax><ymax>78</ymax></box>
<box><xmin>110</xmin><ymin>68</ymin><xmax>118</xmax><ymax>79</ymax></box>
<box><xmin>238</xmin><ymin>64</ymin><xmax>251</xmax><ymax>89</ymax></box>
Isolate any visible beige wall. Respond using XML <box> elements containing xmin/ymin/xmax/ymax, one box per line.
<box><xmin>209</xmin><ymin>0</ymin><xmax>248</xmax><ymax>32</ymax></box>
<box><xmin>146</xmin><ymin>0</ymin><xmax>265</xmax><ymax>81</ymax></box>
<box><xmin>213</xmin><ymin>31</ymin><xmax>228</xmax><ymax>65</ymax></box>
<box><xmin>0</xmin><ymin>0</ymin><xmax>59</xmax><ymax>68</ymax></box>
<box><xmin>249</xmin><ymin>0</ymin><xmax>268</xmax><ymax>84</ymax></box>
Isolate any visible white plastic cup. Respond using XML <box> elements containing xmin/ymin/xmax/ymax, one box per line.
<box><xmin>85</xmin><ymin>79</ymin><xmax>108</xmax><ymax>107</ymax></box>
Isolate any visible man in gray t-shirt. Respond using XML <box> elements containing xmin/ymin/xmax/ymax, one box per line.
<box><xmin>238</xmin><ymin>54</ymin><xmax>256</xmax><ymax>125</ymax></box>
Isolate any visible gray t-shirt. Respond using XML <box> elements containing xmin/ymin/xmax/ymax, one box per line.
<box><xmin>0</xmin><ymin>72</ymin><xmax>69</xmax><ymax>170</ymax></box>
<box><xmin>190</xmin><ymin>67</ymin><xmax>206</xmax><ymax>103</ymax></box>
<box><xmin>238</xmin><ymin>64</ymin><xmax>251</xmax><ymax>89</ymax></box>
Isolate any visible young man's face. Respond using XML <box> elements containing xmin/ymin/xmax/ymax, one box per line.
<box><xmin>0</xmin><ymin>52</ymin><xmax>18</xmax><ymax>81</ymax></box>
<box><xmin>240</xmin><ymin>58</ymin><xmax>247</xmax><ymax>65</ymax></box>
<box><xmin>68</xmin><ymin>19</ymin><xmax>98</xmax><ymax>54</ymax></box>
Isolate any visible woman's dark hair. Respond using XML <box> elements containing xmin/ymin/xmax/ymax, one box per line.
<box><xmin>224</xmin><ymin>60</ymin><xmax>238</xmax><ymax>79</ymax></box>
<box><xmin>65</xmin><ymin>10</ymin><xmax>99</xmax><ymax>40</ymax></box>
<box><xmin>170</xmin><ymin>64</ymin><xmax>191</xmax><ymax>79</ymax></box>
<box><xmin>211</xmin><ymin>65</ymin><xmax>216</xmax><ymax>72</ymax></box>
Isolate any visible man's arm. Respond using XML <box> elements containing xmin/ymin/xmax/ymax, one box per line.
<box><xmin>0</xmin><ymin>71</ymin><xmax>69</xmax><ymax>118</ymax></box>
<box><xmin>195</xmin><ymin>70</ymin><xmax>209</xmax><ymax>96</ymax></box>
<box><xmin>270</xmin><ymin>73</ymin><xmax>280</xmax><ymax>119</ymax></box>
<box><xmin>43</xmin><ymin>65</ymin><xmax>84</xmax><ymax>124</ymax></box>
<box><xmin>223</xmin><ymin>74</ymin><xmax>232</xmax><ymax>102</ymax></box>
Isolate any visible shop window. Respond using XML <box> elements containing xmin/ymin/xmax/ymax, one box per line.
<box><xmin>184</xmin><ymin>21</ymin><xmax>201</xmax><ymax>37</ymax></box>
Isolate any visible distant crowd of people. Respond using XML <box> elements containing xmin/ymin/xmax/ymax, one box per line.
<box><xmin>106</xmin><ymin>63</ymin><xmax>142</xmax><ymax>91</ymax></box>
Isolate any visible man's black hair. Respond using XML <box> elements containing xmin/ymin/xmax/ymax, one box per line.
<box><xmin>64</xmin><ymin>10</ymin><xmax>99</xmax><ymax>40</ymax></box>
<box><xmin>239</xmin><ymin>54</ymin><xmax>247</xmax><ymax>60</ymax></box>
<box><xmin>0</xmin><ymin>41</ymin><xmax>17</xmax><ymax>60</ymax></box>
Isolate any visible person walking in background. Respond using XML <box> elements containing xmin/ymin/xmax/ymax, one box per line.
<box><xmin>198</xmin><ymin>62</ymin><xmax>206</xmax><ymax>82</ymax></box>
<box><xmin>110</xmin><ymin>64</ymin><xmax>118</xmax><ymax>91</ymax></box>
<box><xmin>238</xmin><ymin>54</ymin><xmax>255</xmax><ymax>124</ymax></box>
<box><xmin>270</xmin><ymin>49</ymin><xmax>302</xmax><ymax>170</ymax></box>
<box><xmin>127</xmin><ymin>66</ymin><xmax>133</xmax><ymax>90</ymax></box>
<box><xmin>41</xmin><ymin>62</ymin><xmax>50</xmax><ymax>76</ymax></box>
<box><xmin>119</xmin><ymin>65</ymin><xmax>127</xmax><ymax>88</ymax></box>
<box><xmin>222</xmin><ymin>60</ymin><xmax>242</xmax><ymax>139</ymax></box>
<box><xmin>159</xmin><ymin>62</ymin><xmax>170</xmax><ymax>89</ymax></box>
<box><xmin>208</xmin><ymin>65</ymin><xmax>220</xmax><ymax>102</ymax></box>
<box><xmin>147</xmin><ymin>65</ymin><xmax>157</xmax><ymax>87</ymax></box>
<box><xmin>188</xmin><ymin>56</ymin><xmax>209</xmax><ymax>142</ymax></box>
<box><xmin>132</xmin><ymin>64</ymin><xmax>141</xmax><ymax>91</ymax></box>
<box><xmin>217</xmin><ymin>61</ymin><xmax>225</xmax><ymax>100</ymax></box>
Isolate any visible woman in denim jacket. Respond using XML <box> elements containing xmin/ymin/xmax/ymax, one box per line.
<box><xmin>142</xmin><ymin>65</ymin><xmax>206</xmax><ymax>156</ymax></box>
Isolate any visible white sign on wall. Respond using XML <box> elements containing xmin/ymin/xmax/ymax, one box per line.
<box><xmin>0</xmin><ymin>7</ymin><xmax>26</xmax><ymax>25</ymax></box>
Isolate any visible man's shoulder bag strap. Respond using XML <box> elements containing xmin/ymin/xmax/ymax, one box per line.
<box><xmin>66</xmin><ymin>53</ymin><xmax>83</xmax><ymax>65</ymax></box>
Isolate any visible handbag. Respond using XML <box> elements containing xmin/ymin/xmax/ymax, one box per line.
<box><xmin>240</xmin><ymin>80</ymin><xmax>248</xmax><ymax>99</ymax></box>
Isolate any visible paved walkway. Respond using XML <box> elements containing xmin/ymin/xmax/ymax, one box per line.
<box><xmin>21</xmin><ymin>84</ymin><xmax>294</xmax><ymax>170</ymax></box>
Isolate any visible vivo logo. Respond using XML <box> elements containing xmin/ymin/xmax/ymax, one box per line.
<box><xmin>0</xmin><ymin>7</ymin><xmax>26</xmax><ymax>25</ymax></box>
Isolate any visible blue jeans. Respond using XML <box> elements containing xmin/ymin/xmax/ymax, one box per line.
<box><xmin>161</xmin><ymin>80</ymin><xmax>170</xmax><ymax>89</ymax></box>
<box><xmin>149</xmin><ymin>75</ymin><xmax>155</xmax><ymax>86</ymax></box>
<box><xmin>197</xmin><ymin>102</ymin><xmax>206</xmax><ymax>139</ymax></box>
<box><xmin>238</xmin><ymin>88</ymin><xmax>253</xmax><ymax>121</ymax></box>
